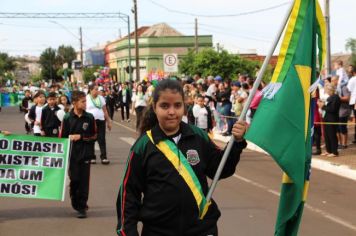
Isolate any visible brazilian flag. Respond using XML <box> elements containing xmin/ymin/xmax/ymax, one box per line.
<box><xmin>245</xmin><ymin>0</ymin><xmax>326</xmax><ymax>235</ymax></box>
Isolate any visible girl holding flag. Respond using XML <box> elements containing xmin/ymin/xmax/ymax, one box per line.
<box><xmin>116</xmin><ymin>79</ymin><xmax>247</xmax><ymax>236</ymax></box>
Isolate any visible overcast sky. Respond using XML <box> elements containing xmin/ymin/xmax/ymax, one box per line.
<box><xmin>0</xmin><ymin>0</ymin><xmax>354</xmax><ymax>57</ymax></box>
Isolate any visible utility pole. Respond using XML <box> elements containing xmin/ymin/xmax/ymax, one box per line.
<box><xmin>195</xmin><ymin>18</ymin><xmax>198</xmax><ymax>53</ymax></box>
<box><xmin>133</xmin><ymin>0</ymin><xmax>140</xmax><ymax>81</ymax></box>
<box><xmin>325</xmin><ymin>0</ymin><xmax>331</xmax><ymax>75</ymax></box>
<box><xmin>79</xmin><ymin>27</ymin><xmax>83</xmax><ymax>66</ymax></box>
<box><xmin>119</xmin><ymin>28</ymin><xmax>122</xmax><ymax>38</ymax></box>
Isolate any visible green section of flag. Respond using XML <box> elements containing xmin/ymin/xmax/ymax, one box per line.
<box><xmin>245</xmin><ymin>0</ymin><xmax>324</xmax><ymax>235</ymax></box>
<box><xmin>0</xmin><ymin>93</ymin><xmax>23</xmax><ymax>107</ymax></box>
<box><xmin>0</xmin><ymin>134</ymin><xmax>70</xmax><ymax>201</ymax></box>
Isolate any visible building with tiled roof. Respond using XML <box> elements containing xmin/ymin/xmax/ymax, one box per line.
<box><xmin>105</xmin><ymin>23</ymin><xmax>213</xmax><ymax>81</ymax></box>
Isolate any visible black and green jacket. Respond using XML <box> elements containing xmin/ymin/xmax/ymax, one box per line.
<box><xmin>117</xmin><ymin>122</ymin><xmax>246</xmax><ymax>236</ymax></box>
<box><xmin>41</xmin><ymin>105</ymin><xmax>61</xmax><ymax>137</ymax></box>
<box><xmin>60</xmin><ymin>110</ymin><xmax>97</xmax><ymax>162</ymax></box>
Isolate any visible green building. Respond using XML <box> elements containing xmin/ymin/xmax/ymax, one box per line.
<box><xmin>106</xmin><ymin>23</ymin><xmax>213</xmax><ymax>81</ymax></box>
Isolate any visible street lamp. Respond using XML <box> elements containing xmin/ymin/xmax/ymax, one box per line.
<box><xmin>49</xmin><ymin>20</ymin><xmax>79</xmax><ymax>40</ymax></box>
<box><xmin>118</xmin><ymin>12</ymin><xmax>133</xmax><ymax>82</ymax></box>
<box><xmin>133</xmin><ymin>0</ymin><xmax>140</xmax><ymax>82</ymax></box>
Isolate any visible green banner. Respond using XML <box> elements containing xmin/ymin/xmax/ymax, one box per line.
<box><xmin>0</xmin><ymin>134</ymin><xmax>70</xmax><ymax>201</ymax></box>
<box><xmin>1</xmin><ymin>92</ymin><xmax>24</xmax><ymax>107</ymax></box>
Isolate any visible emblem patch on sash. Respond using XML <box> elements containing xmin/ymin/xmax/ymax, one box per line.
<box><xmin>186</xmin><ymin>149</ymin><xmax>200</xmax><ymax>166</ymax></box>
<box><xmin>83</xmin><ymin>122</ymin><xmax>89</xmax><ymax>130</ymax></box>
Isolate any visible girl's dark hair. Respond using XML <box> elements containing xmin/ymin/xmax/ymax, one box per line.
<box><xmin>139</xmin><ymin>79</ymin><xmax>184</xmax><ymax>135</ymax></box>
<box><xmin>88</xmin><ymin>83</ymin><xmax>97</xmax><ymax>92</ymax></box>
<box><xmin>71</xmin><ymin>91</ymin><xmax>86</xmax><ymax>103</ymax></box>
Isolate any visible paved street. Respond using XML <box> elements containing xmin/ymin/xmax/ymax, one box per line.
<box><xmin>1</xmin><ymin>106</ymin><xmax>356</xmax><ymax>236</ymax></box>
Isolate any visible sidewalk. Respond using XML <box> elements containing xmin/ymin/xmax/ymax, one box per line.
<box><xmin>212</xmin><ymin>131</ymin><xmax>356</xmax><ymax>181</ymax></box>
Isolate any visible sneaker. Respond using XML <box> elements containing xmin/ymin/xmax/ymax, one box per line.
<box><xmin>101</xmin><ymin>159</ymin><xmax>110</xmax><ymax>165</ymax></box>
<box><xmin>327</xmin><ymin>153</ymin><xmax>337</xmax><ymax>157</ymax></box>
<box><xmin>90</xmin><ymin>159</ymin><xmax>96</xmax><ymax>164</ymax></box>
<box><xmin>312</xmin><ymin>150</ymin><xmax>321</xmax><ymax>155</ymax></box>
<box><xmin>127</xmin><ymin>119</ymin><xmax>131</xmax><ymax>122</ymax></box>
<box><xmin>77</xmin><ymin>210</ymin><xmax>87</xmax><ymax>219</ymax></box>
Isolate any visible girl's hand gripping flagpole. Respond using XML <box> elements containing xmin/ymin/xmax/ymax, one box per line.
<box><xmin>205</xmin><ymin>1</ymin><xmax>295</xmax><ymax>207</ymax></box>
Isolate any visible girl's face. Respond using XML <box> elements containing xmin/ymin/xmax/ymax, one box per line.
<box><xmin>197</xmin><ymin>97</ymin><xmax>204</xmax><ymax>107</ymax></box>
<box><xmin>90</xmin><ymin>86</ymin><xmax>99</xmax><ymax>97</ymax></box>
<box><xmin>154</xmin><ymin>89</ymin><xmax>184</xmax><ymax>136</ymax></box>
<box><xmin>137</xmin><ymin>85</ymin><xmax>143</xmax><ymax>92</ymax></box>
<box><xmin>218</xmin><ymin>83</ymin><xmax>225</xmax><ymax>91</ymax></box>
<box><xmin>37</xmin><ymin>94</ymin><xmax>46</xmax><ymax>105</ymax></box>
<box><xmin>60</xmin><ymin>96</ymin><xmax>67</xmax><ymax>105</ymax></box>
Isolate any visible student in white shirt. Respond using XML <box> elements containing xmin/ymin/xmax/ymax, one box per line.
<box><xmin>347</xmin><ymin>66</ymin><xmax>356</xmax><ymax>143</ymax></box>
<box><xmin>28</xmin><ymin>91</ymin><xmax>46</xmax><ymax>136</ymax></box>
<box><xmin>86</xmin><ymin>84</ymin><xmax>112</xmax><ymax>165</ymax></box>
<box><xmin>192</xmin><ymin>94</ymin><xmax>213</xmax><ymax>132</ymax></box>
<box><xmin>131</xmin><ymin>84</ymin><xmax>148</xmax><ymax>130</ymax></box>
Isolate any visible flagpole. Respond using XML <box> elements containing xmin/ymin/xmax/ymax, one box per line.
<box><xmin>205</xmin><ymin>1</ymin><xmax>295</xmax><ymax>206</ymax></box>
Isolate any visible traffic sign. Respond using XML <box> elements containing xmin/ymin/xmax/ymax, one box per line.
<box><xmin>163</xmin><ymin>54</ymin><xmax>178</xmax><ymax>73</ymax></box>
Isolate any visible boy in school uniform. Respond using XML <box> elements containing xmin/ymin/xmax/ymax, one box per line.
<box><xmin>28</xmin><ymin>91</ymin><xmax>46</xmax><ymax>136</ymax></box>
<box><xmin>21</xmin><ymin>89</ymin><xmax>33</xmax><ymax>134</ymax></box>
<box><xmin>60</xmin><ymin>91</ymin><xmax>97</xmax><ymax>218</ymax></box>
<box><xmin>192</xmin><ymin>94</ymin><xmax>213</xmax><ymax>132</ymax></box>
<box><xmin>41</xmin><ymin>92</ymin><xmax>61</xmax><ymax>137</ymax></box>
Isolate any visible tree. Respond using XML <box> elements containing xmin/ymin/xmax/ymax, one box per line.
<box><xmin>39</xmin><ymin>45</ymin><xmax>77</xmax><ymax>82</ymax></box>
<box><xmin>30</xmin><ymin>73</ymin><xmax>43</xmax><ymax>83</ymax></box>
<box><xmin>0</xmin><ymin>52</ymin><xmax>16</xmax><ymax>76</ymax></box>
<box><xmin>345</xmin><ymin>38</ymin><xmax>356</xmax><ymax>66</ymax></box>
<box><xmin>179</xmin><ymin>48</ymin><xmax>264</xmax><ymax>81</ymax></box>
<box><xmin>83</xmin><ymin>66</ymin><xmax>100</xmax><ymax>83</ymax></box>
<box><xmin>56</xmin><ymin>45</ymin><xmax>77</xmax><ymax>68</ymax></box>
<box><xmin>179</xmin><ymin>49</ymin><xmax>196</xmax><ymax>76</ymax></box>
<box><xmin>56</xmin><ymin>68</ymin><xmax>74</xmax><ymax>80</ymax></box>
<box><xmin>39</xmin><ymin>47</ymin><xmax>58</xmax><ymax>81</ymax></box>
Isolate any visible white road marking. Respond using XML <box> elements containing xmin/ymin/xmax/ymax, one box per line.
<box><xmin>233</xmin><ymin>174</ymin><xmax>356</xmax><ymax>232</ymax></box>
<box><xmin>113</xmin><ymin>121</ymin><xmax>137</xmax><ymax>133</ymax></box>
<box><xmin>120</xmin><ymin>137</ymin><xmax>136</xmax><ymax>146</ymax></box>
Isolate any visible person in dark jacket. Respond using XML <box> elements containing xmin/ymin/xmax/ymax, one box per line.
<box><xmin>41</xmin><ymin>92</ymin><xmax>61</xmax><ymax>137</ymax></box>
<box><xmin>116</xmin><ymin>79</ymin><xmax>247</xmax><ymax>236</ymax></box>
<box><xmin>60</xmin><ymin>91</ymin><xmax>97</xmax><ymax>219</ymax></box>
<box><xmin>21</xmin><ymin>89</ymin><xmax>33</xmax><ymax>134</ymax></box>
<box><xmin>118</xmin><ymin>82</ymin><xmax>132</xmax><ymax>122</ymax></box>
<box><xmin>216</xmin><ymin>83</ymin><xmax>232</xmax><ymax>136</ymax></box>
<box><xmin>318</xmin><ymin>84</ymin><xmax>341</xmax><ymax>157</ymax></box>
<box><xmin>105</xmin><ymin>89</ymin><xmax>116</xmax><ymax>120</ymax></box>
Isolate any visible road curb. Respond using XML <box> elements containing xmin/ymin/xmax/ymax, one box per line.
<box><xmin>213</xmin><ymin>132</ymin><xmax>356</xmax><ymax>182</ymax></box>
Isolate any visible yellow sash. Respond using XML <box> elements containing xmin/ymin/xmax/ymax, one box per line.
<box><xmin>146</xmin><ymin>130</ymin><xmax>211</xmax><ymax>219</ymax></box>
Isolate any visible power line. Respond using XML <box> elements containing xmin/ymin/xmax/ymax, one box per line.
<box><xmin>0</xmin><ymin>12</ymin><xmax>129</xmax><ymax>20</ymax></box>
<box><xmin>146</xmin><ymin>0</ymin><xmax>291</xmax><ymax>18</ymax></box>
<box><xmin>199</xmin><ymin>26</ymin><xmax>272</xmax><ymax>43</ymax></box>
<box><xmin>0</xmin><ymin>22</ymin><xmax>127</xmax><ymax>30</ymax></box>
